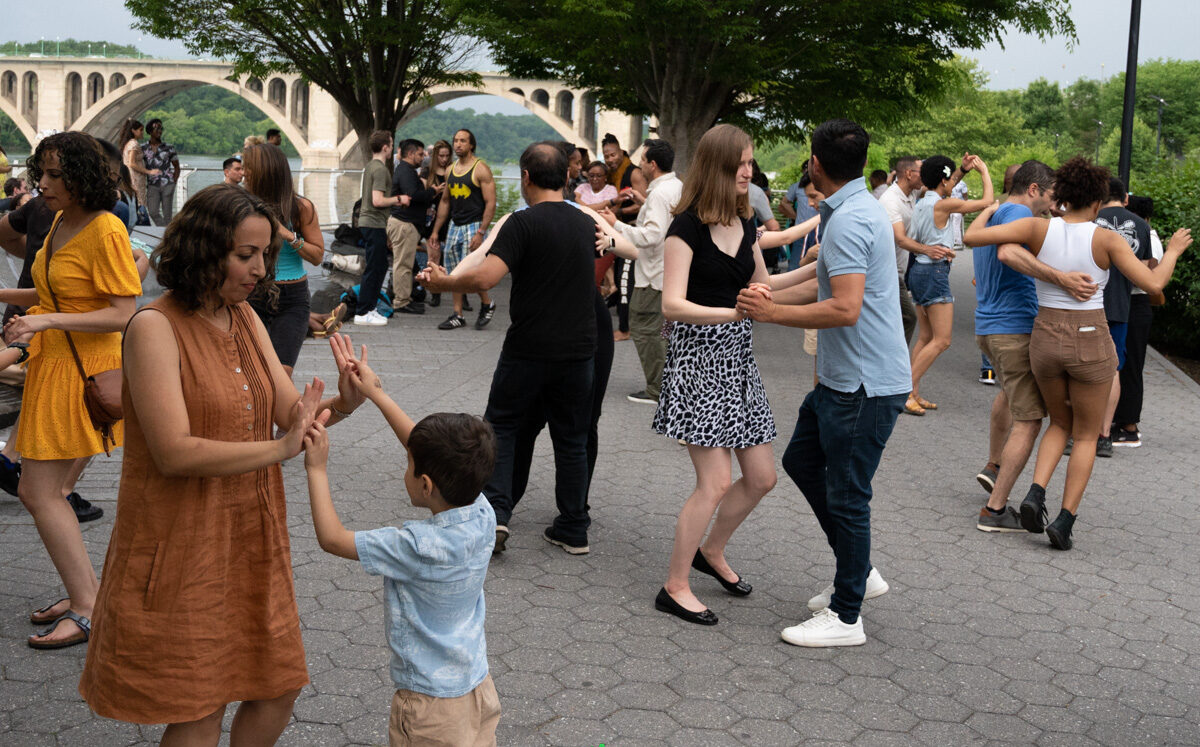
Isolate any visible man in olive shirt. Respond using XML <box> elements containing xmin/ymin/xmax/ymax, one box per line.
<box><xmin>355</xmin><ymin>130</ymin><xmax>409</xmax><ymax>326</ymax></box>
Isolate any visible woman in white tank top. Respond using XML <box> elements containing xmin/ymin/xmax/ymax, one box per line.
<box><xmin>964</xmin><ymin>157</ymin><xmax>1192</xmax><ymax>551</ymax></box>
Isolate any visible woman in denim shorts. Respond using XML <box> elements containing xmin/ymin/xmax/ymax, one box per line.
<box><xmin>964</xmin><ymin>157</ymin><xmax>1191</xmax><ymax>551</ymax></box>
<box><xmin>905</xmin><ymin>154</ymin><xmax>994</xmax><ymax>415</ymax></box>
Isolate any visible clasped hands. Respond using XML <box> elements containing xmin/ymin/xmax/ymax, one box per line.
<box><xmin>735</xmin><ymin>282</ymin><xmax>774</xmax><ymax>322</ymax></box>
<box><xmin>279</xmin><ymin>333</ymin><xmax>378</xmax><ymax>460</ymax></box>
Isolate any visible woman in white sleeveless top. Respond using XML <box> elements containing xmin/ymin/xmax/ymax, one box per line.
<box><xmin>964</xmin><ymin>157</ymin><xmax>1191</xmax><ymax>551</ymax></box>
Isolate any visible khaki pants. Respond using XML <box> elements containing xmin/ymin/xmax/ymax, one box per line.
<box><xmin>387</xmin><ymin>217</ymin><xmax>421</xmax><ymax>308</ymax></box>
<box><xmin>630</xmin><ymin>286</ymin><xmax>665</xmax><ymax>400</ymax></box>
<box><xmin>388</xmin><ymin>675</ymin><xmax>500</xmax><ymax>747</ymax></box>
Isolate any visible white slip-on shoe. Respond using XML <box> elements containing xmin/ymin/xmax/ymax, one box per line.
<box><xmin>807</xmin><ymin>567</ymin><xmax>890</xmax><ymax>612</ymax></box>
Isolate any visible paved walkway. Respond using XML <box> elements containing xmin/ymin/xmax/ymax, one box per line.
<box><xmin>2</xmin><ymin>252</ymin><xmax>1199</xmax><ymax>746</ymax></box>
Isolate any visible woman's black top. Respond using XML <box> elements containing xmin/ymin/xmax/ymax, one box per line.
<box><xmin>666</xmin><ymin>211</ymin><xmax>756</xmax><ymax>309</ymax></box>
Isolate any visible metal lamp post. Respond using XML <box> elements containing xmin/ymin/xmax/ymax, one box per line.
<box><xmin>1095</xmin><ymin>120</ymin><xmax>1103</xmax><ymax>162</ymax></box>
<box><xmin>1117</xmin><ymin>0</ymin><xmax>1142</xmax><ymax>186</ymax></box>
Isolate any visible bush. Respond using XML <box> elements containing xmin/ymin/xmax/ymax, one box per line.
<box><xmin>1132</xmin><ymin>159</ymin><xmax>1200</xmax><ymax>356</ymax></box>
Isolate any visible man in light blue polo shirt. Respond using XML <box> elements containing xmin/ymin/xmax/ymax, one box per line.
<box><xmin>738</xmin><ymin>119</ymin><xmax>909</xmax><ymax>648</ymax></box>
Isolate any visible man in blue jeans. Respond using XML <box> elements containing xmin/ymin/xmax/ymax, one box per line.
<box><xmin>738</xmin><ymin>119</ymin><xmax>910</xmax><ymax>647</ymax></box>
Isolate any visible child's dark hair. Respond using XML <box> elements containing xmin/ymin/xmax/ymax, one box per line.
<box><xmin>409</xmin><ymin>413</ymin><xmax>496</xmax><ymax>507</ymax></box>
<box><xmin>1052</xmin><ymin>157</ymin><xmax>1110</xmax><ymax>210</ymax></box>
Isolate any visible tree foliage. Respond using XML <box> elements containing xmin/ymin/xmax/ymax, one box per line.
<box><xmin>0</xmin><ymin>38</ymin><xmax>143</xmax><ymax>58</ymax></box>
<box><xmin>467</xmin><ymin>0</ymin><xmax>1073</xmax><ymax>169</ymax></box>
<box><xmin>396</xmin><ymin>107</ymin><xmax>556</xmax><ymax>164</ymax></box>
<box><xmin>124</xmin><ymin>0</ymin><xmax>482</xmax><ymax>162</ymax></box>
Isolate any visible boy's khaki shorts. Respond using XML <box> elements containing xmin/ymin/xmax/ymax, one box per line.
<box><xmin>389</xmin><ymin>674</ymin><xmax>500</xmax><ymax>747</ymax></box>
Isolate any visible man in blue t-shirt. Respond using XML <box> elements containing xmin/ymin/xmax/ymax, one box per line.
<box><xmin>971</xmin><ymin>161</ymin><xmax>1096</xmax><ymax>532</ymax></box>
<box><xmin>739</xmin><ymin>120</ymin><xmax>910</xmax><ymax>648</ymax></box>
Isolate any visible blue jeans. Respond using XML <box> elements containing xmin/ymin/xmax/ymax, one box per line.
<box><xmin>782</xmin><ymin>385</ymin><xmax>905</xmax><ymax>623</ymax></box>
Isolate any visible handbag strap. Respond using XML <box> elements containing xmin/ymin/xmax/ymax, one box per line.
<box><xmin>41</xmin><ymin>217</ymin><xmax>92</xmax><ymax>384</ymax></box>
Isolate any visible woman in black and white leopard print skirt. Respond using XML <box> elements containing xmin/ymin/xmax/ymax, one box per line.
<box><xmin>652</xmin><ymin>124</ymin><xmax>779</xmax><ymax>627</ymax></box>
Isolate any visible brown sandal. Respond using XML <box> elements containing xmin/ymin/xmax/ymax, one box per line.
<box><xmin>904</xmin><ymin>398</ymin><xmax>926</xmax><ymax>416</ymax></box>
<box><xmin>28</xmin><ymin>610</ymin><xmax>90</xmax><ymax>650</ymax></box>
<box><xmin>30</xmin><ymin>597</ymin><xmax>69</xmax><ymax>625</ymax></box>
<box><xmin>916</xmin><ymin>396</ymin><xmax>938</xmax><ymax>410</ymax></box>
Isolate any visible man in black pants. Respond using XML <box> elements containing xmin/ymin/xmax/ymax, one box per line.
<box><xmin>420</xmin><ymin>142</ymin><xmax>597</xmax><ymax>555</ymax></box>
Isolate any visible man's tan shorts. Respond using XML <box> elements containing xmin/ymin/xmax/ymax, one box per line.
<box><xmin>977</xmin><ymin>333</ymin><xmax>1046</xmax><ymax>421</ymax></box>
<box><xmin>389</xmin><ymin>674</ymin><xmax>500</xmax><ymax>747</ymax></box>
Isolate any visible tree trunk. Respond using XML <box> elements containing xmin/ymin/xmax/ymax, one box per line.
<box><xmin>656</xmin><ymin>113</ymin><xmax>721</xmax><ymax>176</ymax></box>
<box><xmin>654</xmin><ymin>85</ymin><xmax>731</xmax><ymax>175</ymax></box>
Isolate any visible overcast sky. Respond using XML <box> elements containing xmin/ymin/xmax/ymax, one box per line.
<box><xmin>6</xmin><ymin>0</ymin><xmax>1197</xmax><ymax>115</ymax></box>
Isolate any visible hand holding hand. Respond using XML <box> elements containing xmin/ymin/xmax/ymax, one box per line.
<box><xmin>4</xmin><ymin>314</ymin><xmax>47</xmax><ymax>343</ymax></box>
<box><xmin>597</xmin><ymin>207</ymin><xmax>618</xmax><ymax>227</ymax></box>
<box><xmin>736</xmin><ymin>287</ymin><xmax>775</xmax><ymax>322</ymax></box>
<box><xmin>746</xmin><ymin>282</ymin><xmax>772</xmax><ymax>301</ymax></box>
<box><xmin>329</xmin><ymin>333</ymin><xmax>368</xmax><ymax>412</ymax></box>
<box><xmin>282</xmin><ymin>378</ymin><xmax>330</xmax><ymax>460</ymax></box>
<box><xmin>1061</xmin><ymin>271</ymin><xmax>1099</xmax><ymax>302</ymax></box>
<box><xmin>960</xmin><ymin>152</ymin><xmax>973</xmax><ymax>173</ymax></box>
<box><xmin>418</xmin><ymin>263</ymin><xmax>449</xmax><ymax>292</ymax></box>
<box><xmin>304</xmin><ymin>421</ymin><xmax>330</xmax><ymax>469</ymax></box>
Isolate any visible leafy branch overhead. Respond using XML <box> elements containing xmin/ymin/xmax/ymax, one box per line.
<box><xmin>125</xmin><ymin>0</ymin><xmax>483</xmax><ymax>158</ymax></box>
<box><xmin>467</xmin><ymin>0</ymin><xmax>1074</xmax><ymax>168</ymax></box>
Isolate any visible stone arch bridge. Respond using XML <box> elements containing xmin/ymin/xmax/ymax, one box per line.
<box><xmin>0</xmin><ymin>56</ymin><xmax>642</xmax><ymax>168</ymax></box>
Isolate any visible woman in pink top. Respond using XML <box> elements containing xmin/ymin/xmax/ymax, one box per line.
<box><xmin>964</xmin><ymin>157</ymin><xmax>1191</xmax><ymax>551</ymax></box>
<box><xmin>574</xmin><ymin>161</ymin><xmax>619</xmax><ymax>210</ymax></box>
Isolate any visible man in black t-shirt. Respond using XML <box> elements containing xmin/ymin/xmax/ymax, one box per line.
<box><xmin>420</xmin><ymin>142</ymin><xmax>597</xmax><ymax>555</ymax></box>
<box><xmin>1095</xmin><ymin>177</ymin><xmax>1152</xmax><ymax>457</ymax></box>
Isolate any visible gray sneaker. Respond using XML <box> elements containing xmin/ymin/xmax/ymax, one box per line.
<box><xmin>976</xmin><ymin>463</ymin><xmax>998</xmax><ymax>494</ymax></box>
<box><xmin>1096</xmin><ymin>435</ymin><xmax>1113</xmax><ymax>458</ymax></box>
<box><xmin>976</xmin><ymin>506</ymin><xmax>1024</xmax><ymax>533</ymax></box>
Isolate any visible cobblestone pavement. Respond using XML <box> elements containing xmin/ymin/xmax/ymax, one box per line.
<box><xmin>2</xmin><ymin>252</ymin><xmax>1199</xmax><ymax>746</ymax></box>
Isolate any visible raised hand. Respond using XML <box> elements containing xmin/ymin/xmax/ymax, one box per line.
<box><xmin>304</xmin><ymin>421</ymin><xmax>330</xmax><ymax>469</ymax></box>
<box><xmin>281</xmin><ymin>378</ymin><xmax>329</xmax><ymax>459</ymax></box>
<box><xmin>329</xmin><ymin>333</ymin><xmax>367</xmax><ymax>412</ymax></box>
<box><xmin>1167</xmin><ymin>227</ymin><xmax>1192</xmax><ymax>256</ymax></box>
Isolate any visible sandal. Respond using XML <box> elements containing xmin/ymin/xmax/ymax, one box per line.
<box><xmin>30</xmin><ymin>597</ymin><xmax>70</xmax><ymax>625</ymax></box>
<box><xmin>323</xmin><ymin>303</ymin><xmax>347</xmax><ymax>336</ymax></box>
<box><xmin>28</xmin><ymin>610</ymin><xmax>90</xmax><ymax>650</ymax></box>
<box><xmin>915</xmin><ymin>397</ymin><xmax>938</xmax><ymax>410</ymax></box>
<box><xmin>904</xmin><ymin>398</ymin><xmax>926</xmax><ymax>416</ymax></box>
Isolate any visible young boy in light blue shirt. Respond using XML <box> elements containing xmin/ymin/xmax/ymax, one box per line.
<box><xmin>303</xmin><ymin>353</ymin><xmax>499</xmax><ymax>746</ymax></box>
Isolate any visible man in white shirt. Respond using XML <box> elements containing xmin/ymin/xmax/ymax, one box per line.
<box><xmin>602</xmin><ymin>139</ymin><xmax>683</xmax><ymax>404</ymax></box>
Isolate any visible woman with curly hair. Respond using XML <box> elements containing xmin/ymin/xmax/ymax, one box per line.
<box><xmin>79</xmin><ymin>184</ymin><xmax>366</xmax><ymax>743</ymax></box>
<box><xmin>3</xmin><ymin>131</ymin><xmax>142</xmax><ymax>649</ymax></box>
<box><xmin>964</xmin><ymin>157</ymin><xmax>1192</xmax><ymax>550</ymax></box>
<box><xmin>117</xmin><ymin>119</ymin><xmax>156</xmax><ymax>205</ymax></box>
<box><xmin>242</xmin><ymin>143</ymin><xmax>324</xmax><ymax>377</ymax></box>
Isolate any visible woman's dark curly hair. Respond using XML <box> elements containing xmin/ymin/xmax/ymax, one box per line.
<box><xmin>1052</xmin><ymin>157</ymin><xmax>1111</xmax><ymax>211</ymax></box>
<box><xmin>26</xmin><ymin>132</ymin><xmax>118</xmax><ymax>212</ymax></box>
<box><xmin>152</xmin><ymin>184</ymin><xmax>280</xmax><ymax>312</ymax></box>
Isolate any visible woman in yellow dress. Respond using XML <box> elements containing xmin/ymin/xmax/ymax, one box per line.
<box><xmin>4</xmin><ymin>131</ymin><xmax>142</xmax><ymax>649</ymax></box>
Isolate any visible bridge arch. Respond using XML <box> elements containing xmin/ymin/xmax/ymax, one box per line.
<box><xmin>69</xmin><ymin>72</ymin><xmax>309</xmax><ymax>152</ymax></box>
<box><xmin>334</xmin><ymin>88</ymin><xmax>584</xmax><ymax>167</ymax></box>
<box><xmin>0</xmin><ymin>95</ymin><xmax>36</xmax><ymax>148</ymax></box>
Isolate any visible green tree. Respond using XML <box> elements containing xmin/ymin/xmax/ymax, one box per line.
<box><xmin>1022</xmin><ymin>78</ymin><xmax>1069</xmax><ymax>136</ymax></box>
<box><xmin>468</xmin><ymin>0</ymin><xmax>1073</xmax><ymax>170</ymax></box>
<box><xmin>125</xmin><ymin>0</ymin><xmax>482</xmax><ymax>163</ymax></box>
<box><xmin>1099</xmin><ymin>115</ymin><xmax>1159</xmax><ymax>177</ymax></box>
<box><xmin>1098</xmin><ymin>59</ymin><xmax>1200</xmax><ymax>156</ymax></box>
<box><xmin>0</xmin><ymin>38</ymin><xmax>142</xmax><ymax>58</ymax></box>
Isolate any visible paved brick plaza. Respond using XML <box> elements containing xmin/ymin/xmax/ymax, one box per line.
<box><xmin>2</xmin><ymin>253</ymin><xmax>1199</xmax><ymax>745</ymax></box>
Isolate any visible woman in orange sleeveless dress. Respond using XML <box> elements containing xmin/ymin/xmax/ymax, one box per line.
<box><xmin>79</xmin><ymin>185</ymin><xmax>368</xmax><ymax>745</ymax></box>
<box><xmin>5</xmin><ymin>132</ymin><xmax>141</xmax><ymax>650</ymax></box>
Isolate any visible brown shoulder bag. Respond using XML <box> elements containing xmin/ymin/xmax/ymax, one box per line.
<box><xmin>42</xmin><ymin>219</ymin><xmax>124</xmax><ymax>455</ymax></box>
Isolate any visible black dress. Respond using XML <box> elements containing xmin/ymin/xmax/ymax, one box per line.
<box><xmin>653</xmin><ymin>212</ymin><xmax>776</xmax><ymax>448</ymax></box>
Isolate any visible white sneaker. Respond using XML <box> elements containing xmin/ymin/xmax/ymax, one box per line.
<box><xmin>781</xmin><ymin>607</ymin><xmax>866</xmax><ymax>647</ymax></box>
<box><xmin>807</xmin><ymin>567</ymin><xmax>889</xmax><ymax>611</ymax></box>
<box><xmin>353</xmin><ymin>310</ymin><xmax>387</xmax><ymax>326</ymax></box>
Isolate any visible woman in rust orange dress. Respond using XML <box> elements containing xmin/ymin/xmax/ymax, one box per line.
<box><xmin>79</xmin><ymin>185</ymin><xmax>367</xmax><ymax>745</ymax></box>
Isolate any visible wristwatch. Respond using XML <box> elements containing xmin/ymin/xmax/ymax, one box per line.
<box><xmin>7</xmin><ymin>342</ymin><xmax>28</xmax><ymax>364</ymax></box>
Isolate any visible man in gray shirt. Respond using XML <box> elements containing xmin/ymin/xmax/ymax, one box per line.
<box><xmin>739</xmin><ymin>119</ymin><xmax>910</xmax><ymax>648</ymax></box>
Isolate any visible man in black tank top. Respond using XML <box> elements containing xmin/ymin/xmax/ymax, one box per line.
<box><xmin>429</xmin><ymin>129</ymin><xmax>498</xmax><ymax>330</ymax></box>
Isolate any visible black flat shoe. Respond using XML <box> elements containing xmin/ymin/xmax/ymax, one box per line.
<box><xmin>692</xmin><ymin>549</ymin><xmax>752</xmax><ymax>596</ymax></box>
<box><xmin>655</xmin><ymin>588</ymin><xmax>718</xmax><ymax>625</ymax></box>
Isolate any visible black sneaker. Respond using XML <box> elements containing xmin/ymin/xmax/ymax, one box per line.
<box><xmin>627</xmin><ymin>390</ymin><xmax>657</xmax><ymax>405</ymax></box>
<box><xmin>542</xmin><ymin>526</ymin><xmax>589</xmax><ymax>555</ymax></box>
<box><xmin>475</xmin><ymin>303</ymin><xmax>496</xmax><ymax>330</ymax></box>
<box><xmin>0</xmin><ymin>452</ymin><xmax>19</xmax><ymax>497</ymax></box>
<box><xmin>66</xmin><ymin>492</ymin><xmax>103</xmax><ymax>523</ymax></box>
<box><xmin>976</xmin><ymin>463</ymin><xmax>998</xmax><ymax>494</ymax></box>
<box><xmin>394</xmin><ymin>302</ymin><xmax>425</xmax><ymax>315</ymax></box>
<box><xmin>1112</xmin><ymin>428</ymin><xmax>1141</xmax><ymax>447</ymax></box>
<box><xmin>1046</xmin><ymin>509</ymin><xmax>1076</xmax><ymax>551</ymax></box>
<box><xmin>429</xmin><ymin>293</ymin><xmax>441</xmax><ymax>308</ymax></box>
<box><xmin>437</xmin><ymin>313</ymin><xmax>466</xmax><ymax>330</ymax></box>
<box><xmin>1096</xmin><ymin>435</ymin><xmax>1113</xmax><ymax>458</ymax></box>
<box><xmin>494</xmin><ymin>525</ymin><xmax>509</xmax><ymax>555</ymax></box>
<box><xmin>976</xmin><ymin>506</ymin><xmax>1024</xmax><ymax>533</ymax></box>
<box><xmin>979</xmin><ymin>369</ymin><xmax>996</xmax><ymax>385</ymax></box>
<box><xmin>462</xmin><ymin>298</ymin><xmax>473</xmax><ymax>312</ymax></box>
<box><xmin>1019</xmin><ymin>484</ymin><xmax>1048</xmax><ymax>534</ymax></box>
